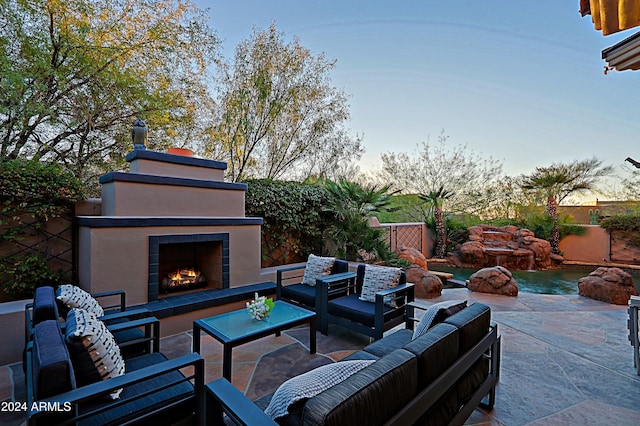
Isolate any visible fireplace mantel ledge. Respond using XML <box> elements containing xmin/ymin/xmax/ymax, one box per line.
<box><xmin>76</xmin><ymin>216</ymin><xmax>263</xmax><ymax>227</ymax></box>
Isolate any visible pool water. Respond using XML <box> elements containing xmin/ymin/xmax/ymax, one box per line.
<box><xmin>433</xmin><ymin>266</ymin><xmax>639</xmax><ymax>295</ymax></box>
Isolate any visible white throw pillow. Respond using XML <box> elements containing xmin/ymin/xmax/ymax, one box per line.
<box><xmin>412</xmin><ymin>300</ymin><xmax>468</xmax><ymax>339</ymax></box>
<box><xmin>65</xmin><ymin>308</ymin><xmax>125</xmax><ymax>399</ymax></box>
<box><xmin>56</xmin><ymin>284</ymin><xmax>105</xmax><ymax>317</ymax></box>
<box><xmin>301</xmin><ymin>254</ymin><xmax>336</xmax><ymax>286</ymax></box>
<box><xmin>358</xmin><ymin>264</ymin><xmax>402</xmax><ymax>305</ymax></box>
<box><xmin>264</xmin><ymin>360</ymin><xmax>374</xmax><ymax>420</ymax></box>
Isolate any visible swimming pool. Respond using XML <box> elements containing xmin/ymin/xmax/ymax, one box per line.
<box><xmin>433</xmin><ymin>266</ymin><xmax>640</xmax><ymax>295</ymax></box>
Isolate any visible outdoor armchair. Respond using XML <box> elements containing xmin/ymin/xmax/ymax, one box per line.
<box><xmin>317</xmin><ymin>264</ymin><xmax>414</xmax><ymax>340</ymax></box>
<box><xmin>25</xmin><ymin>315</ymin><xmax>204</xmax><ymax>425</ymax></box>
<box><xmin>275</xmin><ymin>256</ymin><xmax>350</xmax><ymax>311</ymax></box>
<box><xmin>25</xmin><ymin>285</ymin><xmax>151</xmax><ymax>358</ymax></box>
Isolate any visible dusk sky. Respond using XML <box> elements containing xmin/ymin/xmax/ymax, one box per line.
<box><xmin>199</xmin><ymin>1</ymin><xmax>640</xmax><ymax>198</ymax></box>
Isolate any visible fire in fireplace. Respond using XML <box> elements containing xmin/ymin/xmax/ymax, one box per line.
<box><xmin>161</xmin><ymin>268</ymin><xmax>207</xmax><ymax>293</ymax></box>
<box><xmin>148</xmin><ymin>233</ymin><xmax>230</xmax><ymax>301</ymax></box>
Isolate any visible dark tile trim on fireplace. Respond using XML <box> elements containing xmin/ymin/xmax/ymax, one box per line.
<box><xmin>76</xmin><ymin>217</ymin><xmax>262</xmax><ymax>228</ymax></box>
<box><xmin>125</xmin><ymin>149</ymin><xmax>228</xmax><ymax>170</ymax></box>
<box><xmin>148</xmin><ymin>233</ymin><xmax>230</xmax><ymax>301</ymax></box>
<box><xmin>99</xmin><ymin>171</ymin><xmax>248</xmax><ymax>191</ymax></box>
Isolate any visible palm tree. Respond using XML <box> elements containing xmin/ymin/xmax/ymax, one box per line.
<box><xmin>520</xmin><ymin>158</ymin><xmax>612</xmax><ymax>255</ymax></box>
<box><xmin>419</xmin><ymin>185</ymin><xmax>453</xmax><ymax>258</ymax></box>
<box><xmin>323</xmin><ymin>179</ymin><xmax>398</xmax><ymax>261</ymax></box>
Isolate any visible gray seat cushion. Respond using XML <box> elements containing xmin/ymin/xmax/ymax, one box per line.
<box><xmin>360</xmin><ymin>328</ymin><xmax>413</xmax><ymax>358</ymax></box>
<box><xmin>303</xmin><ymin>349</ymin><xmax>418</xmax><ymax>426</ymax></box>
<box><xmin>443</xmin><ymin>303</ymin><xmax>491</xmax><ymax>355</ymax></box>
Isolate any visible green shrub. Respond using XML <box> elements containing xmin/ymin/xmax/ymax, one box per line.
<box><xmin>600</xmin><ymin>215</ymin><xmax>640</xmax><ymax>232</ymax></box>
<box><xmin>244</xmin><ymin>179</ymin><xmax>332</xmax><ymax>266</ymax></box>
<box><xmin>0</xmin><ymin>159</ymin><xmax>84</xmax><ymax>299</ymax></box>
<box><xmin>0</xmin><ymin>253</ymin><xmax>65</xmax><ymax>299</ymax></box>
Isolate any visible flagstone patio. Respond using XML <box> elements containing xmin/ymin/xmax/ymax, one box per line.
<box><xmin>2</xmin><ymin>289</ymin><xmax>639</xmax><ymax>425</ymax></box>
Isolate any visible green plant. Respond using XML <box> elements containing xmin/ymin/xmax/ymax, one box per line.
<box><xmin>519</xmin><ymin>212</ymin><xmax>586</xmax><ymax>242</ymax></box>
<box><xmin>323</xmin><ymin>179</ymin><xmax>399</xmax><ymax>263</ymax></box>
<box><xmin>0</xmin><ymin>253</ymin><xmax>65</xmax><ymax>299</ymax></box>
<box><xmin>0</xmin><ymin>159</ymin><xmax>84</xmax><ymax>300</ymax></box>
<box><xmin>600</xmin><ymin>215</ymin><xmax>640</xmax><ymax>232</ymax></box>
<box><xmin>244</xmin><ymin>179</ymin><xmax>332</xmax><ymax>266</ymax></box>
<box><xmin>600</xmin><ymin>214</ymin><xmax>640</xmax><ymax>247</ymax></box>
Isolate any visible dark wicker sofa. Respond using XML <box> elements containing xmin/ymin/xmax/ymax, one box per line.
<box><xmin>205</xmin><ymin>302</ymin><xmax>500</xmax><ymax>426</ymax></box>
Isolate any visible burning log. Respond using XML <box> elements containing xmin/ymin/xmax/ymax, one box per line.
<box><xmin>161</xmin><ymin>267</ymin><xmax>207</xmax><ymax>293</ymax></box>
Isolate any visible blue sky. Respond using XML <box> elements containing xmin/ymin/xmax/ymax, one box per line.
<box><xmin>198</xmin><ymin>1</ymin><xmax>640</xmax><ymax>197</ymax></box>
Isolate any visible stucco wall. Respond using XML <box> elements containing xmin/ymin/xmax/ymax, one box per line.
<box><xmin>559</xmin><ymin>225</ymin><xmax>610</xmax><ymax>263</ymax></box>
<box><xmin>78</xmin><ymin>222</ymin><xmax>263</xmax><ymax>306</ymax></box>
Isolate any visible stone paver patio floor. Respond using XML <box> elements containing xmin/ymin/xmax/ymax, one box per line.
<box><xmin>2</xmin><ymin>288</ymin><xmax>639</xmax><ymax>425</ymax></box>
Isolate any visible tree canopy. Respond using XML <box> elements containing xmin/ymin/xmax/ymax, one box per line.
<box><xmin>205</xmin><ymin>22</ymin><xmax>363</xmax><ymax>182</ymax></box>
<box><xmin>519</xmin><ymin>158</ymin><xmax>613</xmax><ymax>205</ymax></box>
<box><xmin>0</xmin><ymin>0</ymin><xmax>218</xmax><ymax>190</ymax></box>
<box><xmin>377</xmin><ymin>131</ymin><xmax>504</xmax><ymax>217</ymax></box>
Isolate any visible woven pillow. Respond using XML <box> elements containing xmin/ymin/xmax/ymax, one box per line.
<box><xmin>56</xmin><ymin>284</ymin><xmax>105</xmax><ymax>317</ymax></box>
<box><xmin>412</xmin><ymin>300</ymin><xmax>468</xmax><ymax>339</ymax></box>
<box><xmin>359</xmin><ymin>264</ymin><xmax>402</xmax><ymax>305</ymax></box>
<box><xmin>264</xmin><ymin>360</ymin><xmax>374</xmax><ymax>420</ymax></box>
<box><xmin>301</xmin><ymin>254</ymin><xmax>336</xmax><ymax>286</ymax></box>
<box><xmin>64</xmin><ymin>308</ymin><xmax>125</xmax><ymax>399</ymax></box>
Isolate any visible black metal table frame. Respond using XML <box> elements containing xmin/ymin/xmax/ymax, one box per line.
<box><xmin>193</xmin><ymin>302</ymin><xmax>317</xmax><ymax>381</ymax></box>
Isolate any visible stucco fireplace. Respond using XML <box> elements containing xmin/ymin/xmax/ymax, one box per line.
<box><xmin>76</xmin><ymin>149</ymin><xmax>264</xmax><ymax>305</ymax></box>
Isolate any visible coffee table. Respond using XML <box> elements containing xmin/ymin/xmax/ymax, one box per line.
<box><xmin>193</xmin><ymin>300</ymin><xmax>316</xmax><ymax>381</ymax></box>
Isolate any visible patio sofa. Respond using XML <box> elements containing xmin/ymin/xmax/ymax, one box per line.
<box><xmin>25</xmin><ymin>310</ymin><xmax>204</xmax><ymax>425</ymax></box>
<box><xmin>205</xmin><ymin>302</ymin><xmax>500</xmax><ymax>425</ymax></box>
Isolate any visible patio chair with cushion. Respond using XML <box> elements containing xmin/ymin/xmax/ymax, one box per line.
<box><xmin>629</xmin><ymin>295</ymin><xmax>640</xmax><ymax>375</ymax></box>
<box><xmin>25</xmin><ymin>285</ymin><xmax>151</xmax><ymax>358</ymax></box>
<box><xmin>317</xmin><ymin>263</ymin><xmax>414</xmax><ymax>340</ymax></box>
<box><xmin>276</xmin><ymin>254</ymin><xmax>352</xmax><ymax>311</ymax></box>
<box><xmin>25</xmin><ymin>310</ymin><xmax>204</xmax><ymax>425</ymax></box>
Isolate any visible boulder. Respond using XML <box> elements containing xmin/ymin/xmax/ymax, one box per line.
<box><xmin>468</xmin><ymin>266</ymin><xmax>518</xmax><ymax>297</ymax></box>
<box><xmin>396</xmin><ymin>246</ymin><xmax>428</xmax><ymax>270</ymax></box>
<box><xmin>405</xmin><ymin>266</ymin><xmax>442</xmax><ymax>299</ymax></box>
<box><xmin>459</xmin><ymin>241</ymin><xmax>485</xmax><ymax>268</ymax></box>
<box><xmin>449</xmin><ymin>225</ymin><xmax>552</xmax><ymax>271</ymax></box>
<box><xmin>578</xmin><ymin>267</ymin><xmax>639</xmax><ymax>305</ymax></box>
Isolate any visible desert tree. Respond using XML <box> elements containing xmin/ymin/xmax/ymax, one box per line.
<box><xmin>377</xmin><ymin>131</ymin><xmax>504</xmax><ymax>217</ymax></box>
<box><xmin>206</xmin><ymin>22</ymin><xmax>363</xmax><ymax>182</ymax></box>
<box><xmin>377</xmin><ymin>131</ymin><xmax>503</xmax><ymax>255</ymax></box>
<box><xmin>520</xmin><ymin>158</ymin><xmax>613</xmax><ymax>254</ymax></box>
<box><xmin>0</xmin><ymin>0</ymin><xmax>218</xmax><ymax>190</ymax></box>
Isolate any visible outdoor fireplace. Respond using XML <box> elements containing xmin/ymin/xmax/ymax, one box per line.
<box><xmin>77</xmin><ymin>149</ymin><xmax>264</xmax><ymax>306</ymax></box>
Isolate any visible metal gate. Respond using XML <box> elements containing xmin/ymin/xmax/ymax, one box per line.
<box><xmin>610</xmin><ymin>229</ymin><xmax>640</xmax><ymax>265</ymax></box>
<box><xmin>378</xmin><ymin>223</ymin><xmax>425</xmax><ymax>255</ymax></box>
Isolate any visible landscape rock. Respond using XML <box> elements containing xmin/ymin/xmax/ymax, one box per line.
<box><xmin>405</xmin><ymin>266</ymin><xmax>442</xmax><ymax>299</ymax></box>
<box><xmin>396</xmin><ymin>245</ymin><xmax>428</xmax><ymax>270</ymax></box>
<box><xmin>450</xmin><ymin>225</ymin><xmax>552</xmax><ymax>270</ymax></box>
<box><xmin>468</xmin><ymin>266</ymin><xmax>518</xmax><ymax>297</ymax></box>
<box><xmin>578</xmin><ymin>267</ymin><xmax>639</xmax><ymax>305</ymax></box>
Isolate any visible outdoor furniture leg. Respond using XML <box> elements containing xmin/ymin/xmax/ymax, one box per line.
<box><xmin>310</xmin><ymin>316</ymin><xmax>316</xmax><ymax>354</ymax></box>
<box><xmin>223</xmin><ymin>344</ymin><xmax>233</xmax><ymax>381</ymax></box>
<box><xmin>193</xmin><ymin>324</ymin><xmax>202</xmax><ymax>354</ymax></box>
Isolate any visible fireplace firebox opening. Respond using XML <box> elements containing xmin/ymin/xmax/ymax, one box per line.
<box><xmin>148</xmin><ymin>233</ymin><xmax>229</xmax><ymax>301</ymax></box>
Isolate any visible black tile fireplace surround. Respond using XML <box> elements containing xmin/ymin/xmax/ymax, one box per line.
<box><xmin>149</xmin><ymin>233</ymin><xmax>230</xmax><ymax>301</ymax></box>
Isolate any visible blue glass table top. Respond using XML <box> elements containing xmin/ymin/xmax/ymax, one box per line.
<box><xmin>198</xmin><ymin>300</ymin><xmax>315</xmax><ymax>342</ymax></box>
